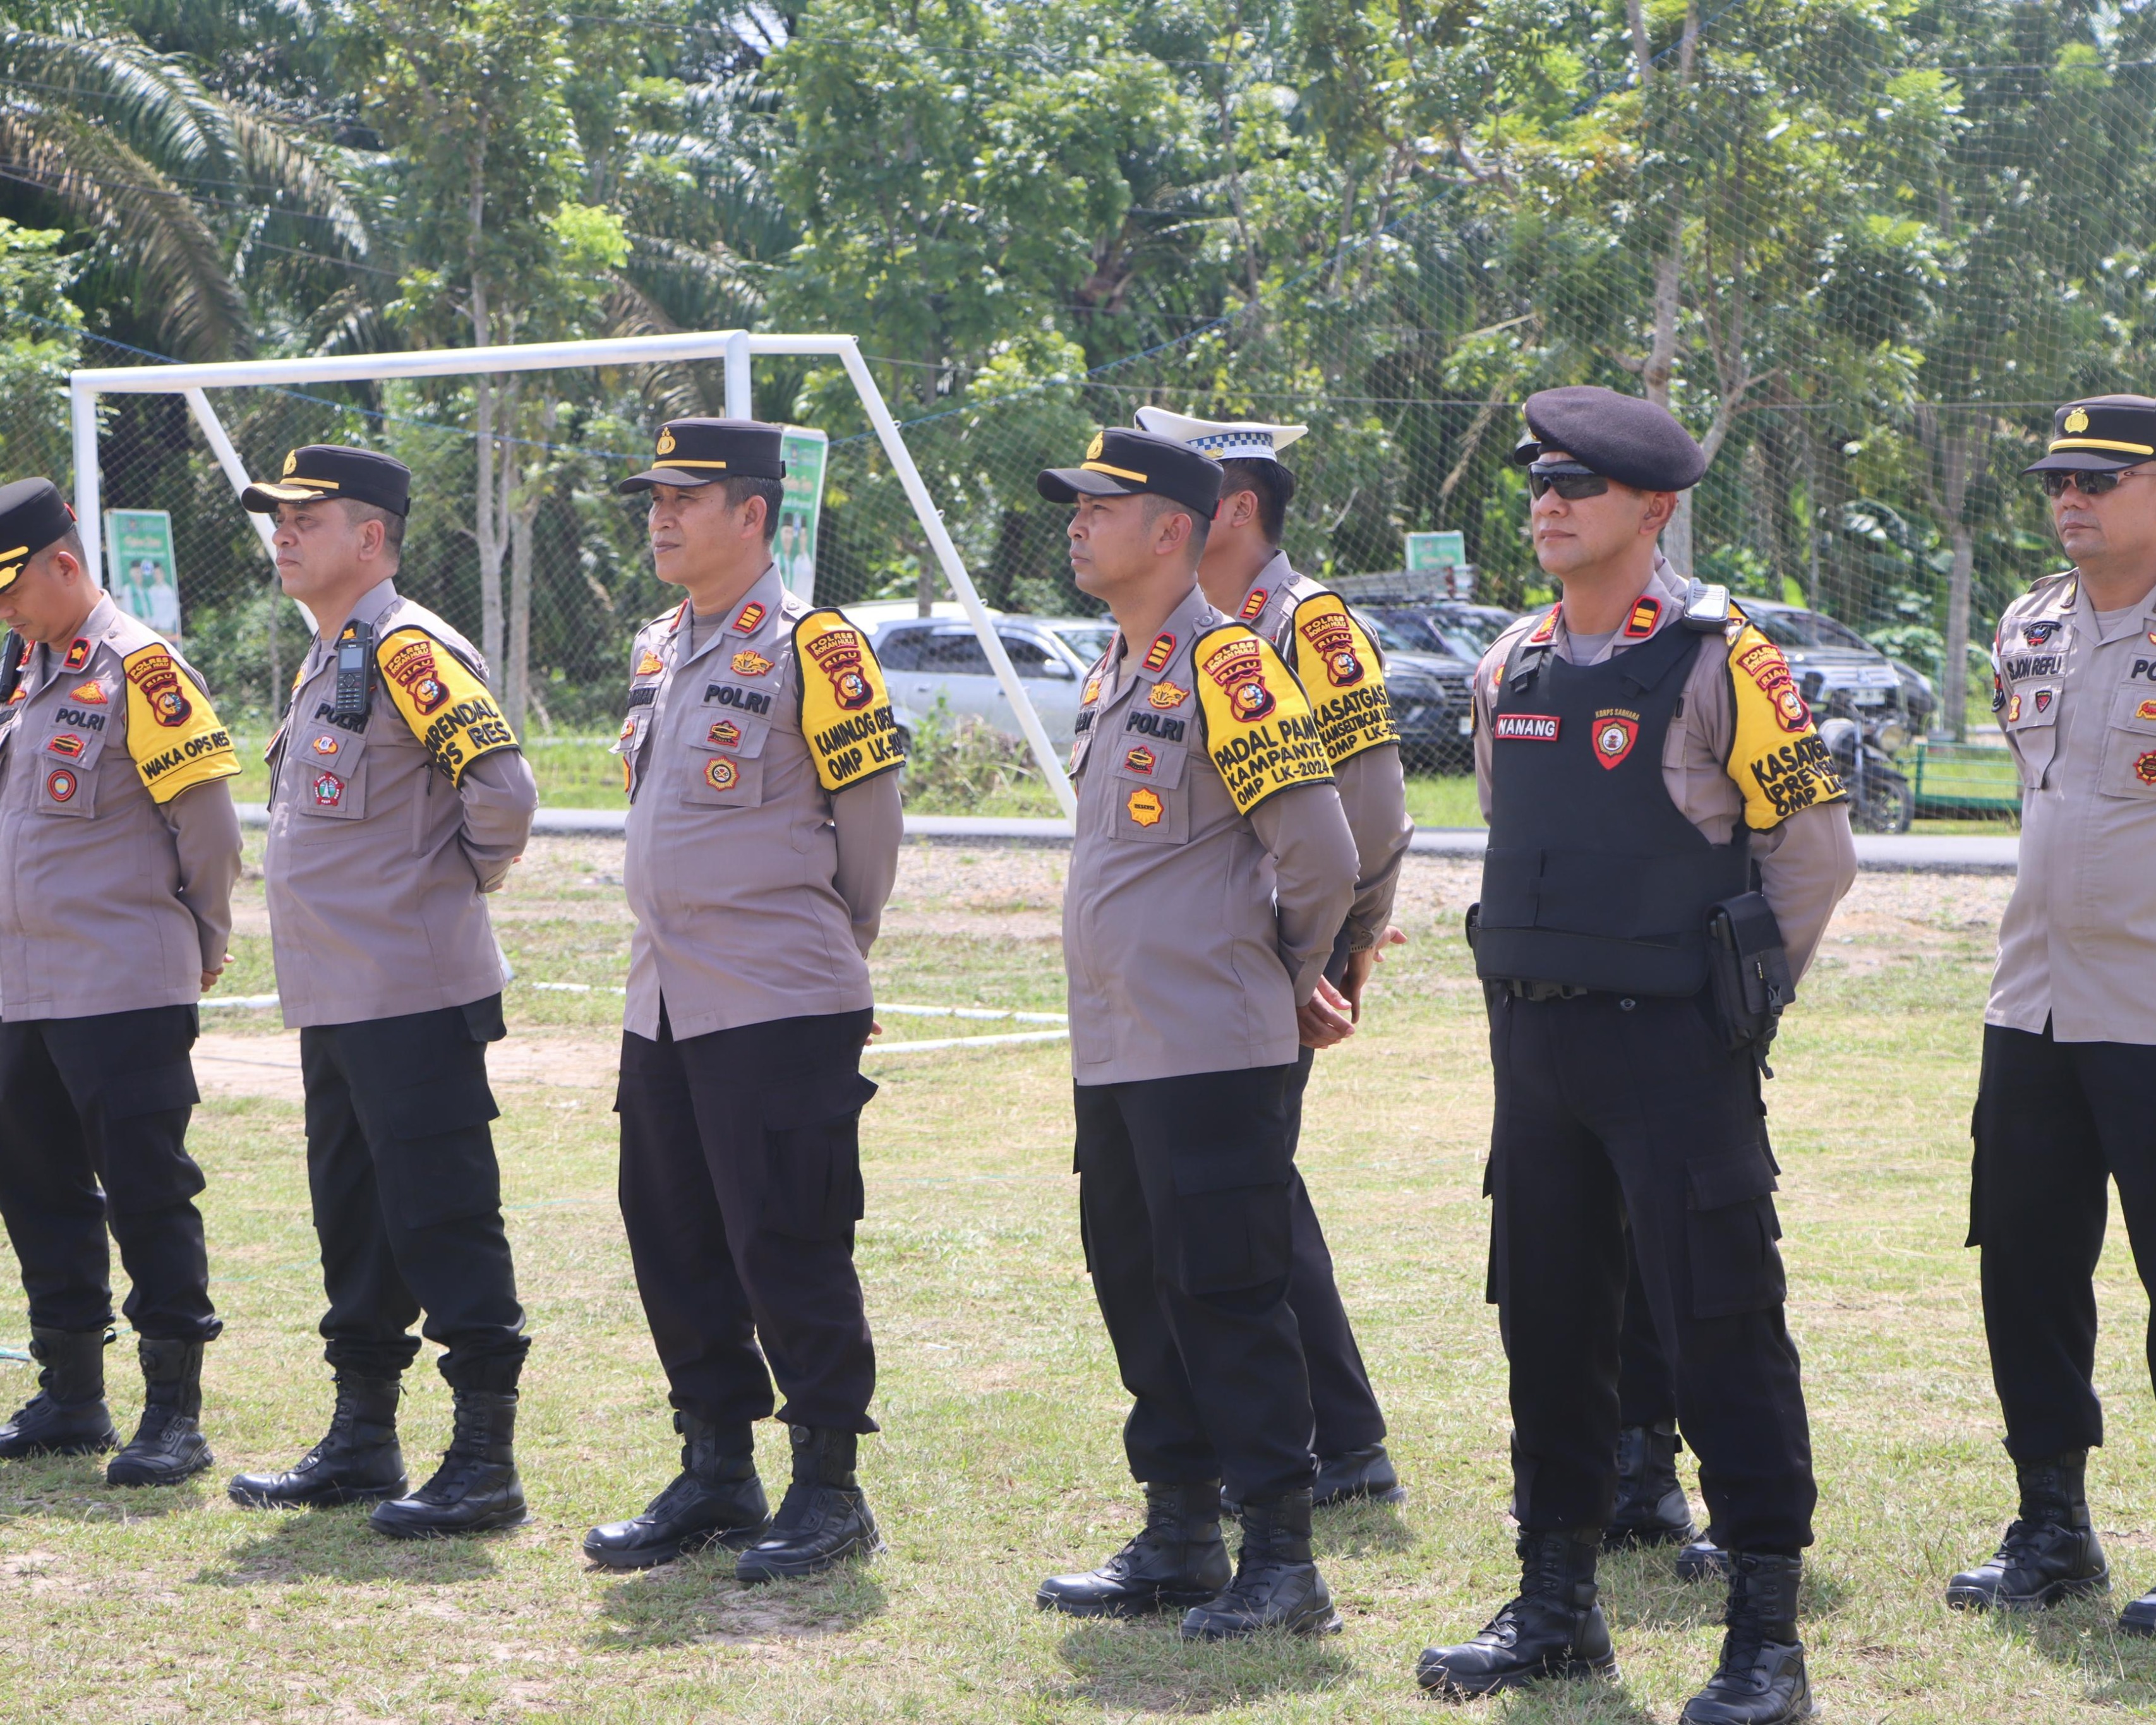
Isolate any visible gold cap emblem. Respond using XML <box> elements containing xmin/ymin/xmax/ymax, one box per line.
<box><xmin>656</xmin><ymin>427</ymin><xmax>677</xmax><ymax>455</ymax></box>
<box><xmin>1086</xmin><ymin>432</ymin><xmax>1104</xmax><ymax>460</ymax></box>
<box><xmin>2065</xmin><ymin>407</ymin><xmax>2092</xmax><ymax>434</ymax></box>
<box><xmin>282</xmin><ymin>450</ymin><xmax>299</xmax><ymax>476</ymax></box>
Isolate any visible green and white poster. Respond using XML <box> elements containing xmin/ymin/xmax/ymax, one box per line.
<box><xmin>1405</xmin><ymin>529</ymin><xmax>1472</xmax><ymax>598</ymax></box>
<box><xmin>778</xmin><ymin>426</ymin><xmax>829</xmax><ymax>603</ymax></box>
<box><xmin>104</xmin><ymin>509</ymin><xmax>182</xmax><ymax>635</ymax></box>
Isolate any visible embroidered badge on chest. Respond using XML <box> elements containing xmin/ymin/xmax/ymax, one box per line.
<box><xmin>1148</xmin><ymin>680</ymin><xmax>1189</xmax><ymax>709</ymax></box>
<box><xmin>707</xmin><ymin>719</ymin><xmax>742</xmax><ymax>748</ymax></box>
<box><xmin>68</xmin><ymin>679</ymin><xmax>105</xmax><ymax>706</ymax></box>
<box><xmin>1123</xmin><ymin>745</ymin><xmax>1155</xmax><ymax>775</ymax></box>
<box><xmin>311</xmin><ymin>771</ymin><xmax>344</xmax><ymax>808</ymax></box>
<box><xmin>730</xmin><ymin>649</ymin><xmax>773</xmax><ymax>678</ymax></box>
<box><xmin>2025</xmin><ymin>620</ymin><xmax>2061</xmax><ymax>647</ymax></box>
<box><xmin>2138</xmin><ymin>750</ymin><xmax>2156</xmax><ymax>788</ymax></box>
<box><xmin>705</xmin><ymin>756</ymin><xmax>739</xmax><ymax>791</ymax></box>
<box><xmin>1493</xmin><ymin>713</ymin><xmax>1560</xmax><ymax>742</ymax></box>
<box><xmin>1592</xmin><ymin>711</ymin><xmax>1640</xmax><ymax>769</ymax></box>
<box><xmin>45</xmin><ymin>767</ymin><xmax>75</xmax><ymax>802</ymax></box>
<box><xmin>1126</xmin><ymin>786</ymin><xmax>1164</xmax><ymax>826</ymax></box>
<box><xmin>635</xmin><ymin>649</ymin><xmax>665</xmax><ymax>676</ymax></box>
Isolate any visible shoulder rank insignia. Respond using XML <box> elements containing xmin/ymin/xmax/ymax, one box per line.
<box><xmin>376</xmin><ymin>626</ymin><xmax>518</xmax><ymax>784</ymax></box>
<box><xmin>1142</xmin><ymin>632</ymin><xmax>1176</xmax><ymax>673</ymax></box>
<box><xmin>1623</xmin><ymin>596</ymin><xmax>1660</xmax><ymax>638</ymax></box>
<box><xmin>730</xmin><ymin>601</ymin><xmax>766</xmax><ymax>635</ymax></box>
<box><xmin>121</xmin><ymin>644</ymin><xmax>237</xmax><ymax>803</ymax></box>
<box><xmin>794</xmin><ymin>610</ymin><xmax>904</xmax><ymax>793</ymax></box>
<box><xmin>1526</xmin><ymin>606</ymin><xmax>1559</xmax><ymax>646</ymax></box>
<box><xmin>1238</xmin><ymin>588</ymin><xmax>1268</xmax><ymax>622</ymax></box>
<box><xmin>62</xmin><ymin>637</ymin><xmax>90</xmax><ymax>673</ymax></box>
<box><xmin>1191</xmin><ymin>625</ymin><xmax>1332</xmax><ymax>815</ymax></box>
<box><xmin>1290</xmin><ymin>592</ymin><xmax>1396</xmax><ymax>766</ymax></box>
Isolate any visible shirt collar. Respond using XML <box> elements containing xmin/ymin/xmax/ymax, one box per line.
<box><xmin>1553</xmin><ymin>554</ymin><xmax>1686</xmax><ymax>663</ymax></box>
<box><xmin>678</xmin><ymin>563</ymin><xmax>783</xmax><ymax>665</ymax></box>
<box><xmin>307</xmin><ymin>579</ymin><xmax>399</xmax><ymax>673</ymax></box>
<box><xmin>1232</xmin><ymin>549</ymin><xmax>1296</xmax><ymax>618</ymax></box>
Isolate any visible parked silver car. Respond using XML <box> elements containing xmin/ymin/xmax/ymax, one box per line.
<box><xmin>864</xmin><ymin>613</ymin><xmax>1107</xmax><ymax>751</ymax></box>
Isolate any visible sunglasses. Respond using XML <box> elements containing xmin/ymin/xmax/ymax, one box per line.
<box><xmin>2038</xmin><ymin>467</ymin><xmax>2149</xmax><ymax>498</ymax></box>
<box><xmin>1527</xmin><ymin>467</ymin><xmax>1611</xmax><ymax>502</ymax></box>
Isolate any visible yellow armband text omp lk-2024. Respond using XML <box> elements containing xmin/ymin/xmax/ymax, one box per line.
<box><xmin>1192</xmin><ymin>624</ymin><xmax>1334</xmax><ymax>815</ymax></box>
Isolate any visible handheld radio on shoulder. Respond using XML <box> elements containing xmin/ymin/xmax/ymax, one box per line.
<box><xmin>334</xmin><ymin>620</ymin><xmax>374</xmax><ymax>723</ymax></box>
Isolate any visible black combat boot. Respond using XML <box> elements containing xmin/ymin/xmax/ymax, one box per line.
<box><xmin>1607</xmin><ymin>1421</ymin><xmax>1697</xmax><ymax>1549</ymax></box>
<box><xmin>583</xmin><ymin>1411</ymin><xmax>769</xmax><ymax>1569</ymax></box>
<box><xmin>1179</xmin><ymin>1488</ymin><xmax>1341</xmax><ymax>1640</ymax></box>
<box><xmin>229</xmin><ymin>1375</ymin><xmax>407</xmax><ymax>1507</ymax></box>
<box><xmin>1945</xmin><ymin>1450</ymin><xmax>2108</xmax><ymax>1611</ymax></box>
<box><xmin>107</xmin><ymin>1338</ymin><xmax>212</xmax><ymax>1486</ymax></box>
<box><xmin>2118</xmin><ymin>1586</ymin><xmax>2156</xmax><ymax>1637</ymax></box>
<box><xmin>1037</xmin><ymin>1481</ymin><xmax>1232</xmax><ymax>1618</ymax></box>
<box><xmin>0</xmin><ymin>1328</ymin><xmax>117</xmax><ymax>1458</ymax></box>
<box><xmin>1417</xmin><ymin>1527</ymin><xmax>1617</xmax><ymax>1697</ymax></box>
<box><xmin>368</xmin><ymin>1390</ymin><xmax>527</xmax><ymax>1539</ymax></box>
<box><xmin>1313</xmin><ymin>1444</ymin><xmax>1407</xmax><ymax>1508</ymax></box>
<box><xmin>736</xmin><ymin>1425</ymin><xmax>880</xmax><ymax>1582</ymax></box>
<box><xmin>1680</xmin><ymin>1551</ymin><xmax>1811</xmax><ymax>1724</ymax></box>
<box><xmin>1678</xmin><ymin>1532</ymin><xmax>1731</xmax><ymax>1581</ymax></box>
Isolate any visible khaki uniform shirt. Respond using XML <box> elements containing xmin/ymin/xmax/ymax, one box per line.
<box><xmin>263</xmin><ymin>580</ymin><xmax>537</xmax><ymax>1030</ymax></box>
<box><xmin>0</xmin><ymin>596</ymin><xmax>242</xmax><ymax>1020</ymax></box>
<box><xmin>616</xmin><ymin>564</ymin><xmax>905</xmax><ymax>1042</ymax></box>
<box><xmin>1230</xmin><ymin>548</ymin><xmax>1412</xmax><ymax>956</ymax></box>
<box><xmin>1064</xmin><ymin>584</ymin><xmax>1359</xmax><ymax>1085</ymax></box>
<box><xmin>1471</xmin><ymin>558</ymin><xmax>1857</xmax><ymax>978</ymax></box>
<box><xmin>1987</xmin><ymin>570</ymin><xmax>2156</xmax><ymax>1041</ymax></box>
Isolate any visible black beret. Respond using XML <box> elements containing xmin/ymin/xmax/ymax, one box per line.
<box><xmin>617</xmin><ymin>418</ymin><xmax>786</xmax><ymax>492</ymax></box>
<box><xmin>1510</xmin><ymin>386</ymin><xmax>1706</xmax><ymax>492</ymax></box>
<box><xmin>0</xmin><ymin>478</ymin><xmax>75</xmax><ymax>592</ymax></box>
<box><xmin>243</xmin><ymin>445</ymin><xmax>411</xmax><ymax>517</ymax></box>
<box><xmin>2024</xmin><ymin>395</ymin><xmax>2156</xmax><ymax>474</ymax></box>
<box><xmin>1038</xmin><ymin>426</ymin><xmax>1223</xmax><ymax>522</ymax></box>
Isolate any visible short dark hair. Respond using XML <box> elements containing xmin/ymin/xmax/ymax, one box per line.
<box><xmin>342</xmin><ymin>498</ymin><xmax>406</xmax><ymax>559</ymax></box>
<box><xmin>1217</xmin><ymin>458</ymin><xmax>1289</xmax><ymax>544</ymax></box>
<box><xmin>720</xmin><ymin>475</ymin><xmax>785</xmax><ymax>544</ymax></box>
<box><xmin>1142</xmin><ymin>491</ymin><xmax>1212</xmax><ymax>556</ymax></box>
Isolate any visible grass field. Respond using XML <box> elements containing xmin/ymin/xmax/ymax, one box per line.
<box><xmin>1</xmin><ymin>839</ymin><xmax>2147</xmax><ymax>1722</ymax></box>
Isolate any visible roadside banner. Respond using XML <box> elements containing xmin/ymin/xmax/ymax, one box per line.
<box><xmin>104</xmin><ymin>508</ymin><xmax>183</xmax><ymax>634</ymax></box>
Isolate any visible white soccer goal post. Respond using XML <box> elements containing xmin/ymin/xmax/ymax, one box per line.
<box><xmin>68</xmin><ymin>329</ymin><xmax>1078</xmax><ymax>819</ymax></box>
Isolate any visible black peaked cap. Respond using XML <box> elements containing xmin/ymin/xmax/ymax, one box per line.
<box><xmin>0</xmin><ymin>478</ymin><xmax>75</xmax><ymax>592</ymax></box>
<box><xmin>243</xmin><ymin>446</ymin><xmax>411</xmax><ymax>517</ymax></box>
<box><xmin>2024</xmin><ymin>395</ymin><xmax>2156</xmax><ymax>474</ymax></box>
<box><xmin>1038</xmin><ymin>426</ymin><xmax>1223</xmax><ymax>520</ymax></box>
<box><xmin>1510</xmin><ymin>386</ymin><xmax>1707</xmax><ymax>492</ymax></box>
<box><xmin>617</xmin><ymin>418</ymin><xmax>786</xmax><ymax>493</ymax></box>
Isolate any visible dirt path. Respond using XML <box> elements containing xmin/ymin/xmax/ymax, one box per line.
<box><xmin>194</xmin><ymin>1030</ymin><xmax>623</xmax><ymax>1103</ymax></box>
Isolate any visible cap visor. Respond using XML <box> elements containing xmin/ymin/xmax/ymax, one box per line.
<box><xmin>241</xmin><ymin>481</ymin><xmax>337</xmax><ymax>512</ymax></box>
<box><xmin>2024</xmin><ymin>449</ymin><xmax>2150</xmax><ymax>474</ymax></box>
<box><xmin>1037</xmin><ymin>467</ymin><xmax>1143</xmax><ymax>503</ymax></box>
<box><xmin>615</xmin><ymin>467</ymin><xmax>727</xmax><ymax>495</ymax></box>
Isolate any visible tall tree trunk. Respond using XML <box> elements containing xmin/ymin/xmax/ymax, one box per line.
<box><xmin>1630</xmin><ymin>0</ymin><xmax>1697</xmax><ymax>574</ymax></box>
<box><xmin>1915</xmin><ymin>405</ymin><xmax>1976</xmax><ymax>741</ymax></box>
<box><xmin>1944</xmin><ymin>520</ymin><xmax>1975</xmax><ymax>742</ymax></box>
<box><xmin>506</xmin><ymin>395</ymin><xmax>552</xmax><ymax>736</ymax></box>
<box><xmin>471</xmin><ymin>282</ymin><xmax>505</xmax><ymax>670</ymax></box>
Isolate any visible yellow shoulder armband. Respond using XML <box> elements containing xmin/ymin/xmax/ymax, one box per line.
<box><xmin>1289</xmin><ymin>592</ymin><xmax>1397</xmax><ymax>766</ymax></box>
<box><xmin>795</xmin><ymin>610</ymin><xmax>905</xmax><ymax>793</ymax></box>
<box><xmin>1725</xmin><ymin>621</ymin><xmax>1846</xmax><ymax>828</ymax></box>
<box><xmin>376</xmin><ymin>626</ymin><xmax>518</xmax><ymax>785</ymax></box>
<box><xmin>123</xmin><ymin>644</ymin><xmax>238</xmax><ymax>803</ymax></box>
<box><xmin>1194</xmin><ymin>625</ymin><xmax>1334</xmax><ymax>815</ymax></box>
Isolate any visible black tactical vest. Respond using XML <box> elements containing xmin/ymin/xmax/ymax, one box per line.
<box><xmin>1477</xmin><ymin>616</ymin><xmax>1750</xmax><ymax>995</ymax></box>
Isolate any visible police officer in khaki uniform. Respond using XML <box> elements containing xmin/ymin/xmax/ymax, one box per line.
<box><xmin>0</xmin><ymin>478</ymin><xmax>241</xmax><ymax>1487</ymax></box>
<box><xmin>1030</xmin><ymin>427</ymin><xmax>1360</xmax><ymax>1640</ymax></box>
<box><xmin>1133</xmin><ymin>407</ymin><xmax>1412</xmax><ymax>1507</ymax></box>
<box><xmin>582</xmin><ymin>419</ymin><xmax>903</xmax><ymax>1584</ymax></box>
<box><xmin>223</xmin><ymin>447</ymin><xmax>541</xmax><ymax>1539</ymax></box>
<box><xmin>1418</xmin><ymin>389</ymin><xmax>1853</xmax><ymax>1723</ymax></box>
<box><xmin>1947</xmin><ymin>395</ymin><xmax>2156</xmax><ymax>1634</ymax></box>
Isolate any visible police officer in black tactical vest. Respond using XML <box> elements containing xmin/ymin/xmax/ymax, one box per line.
<box><xmin>1416</xmin><ymin>389</ymin><xmax>1854</xmax><ymax>1724</ymax></box>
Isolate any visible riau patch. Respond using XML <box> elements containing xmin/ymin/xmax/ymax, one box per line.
<box><xmin>45</xmin><ymin>767</ymin><xmax>76</xmax><ymax>803</ymax></box>
<box><xmin>1623</xmin><ymin>596</ymin><xmax>1661</xmax><ymax>639</ymax></box>
<box><xmin>731</xmin><ymin>649</ymin><xmax>773</xmax><ymax>678</ymax></box>
<box><xmin>1593</xmin><ymin>710</ymin><xmax>1640</xmax><ymax>769</ymax></box>
<box><xmin>635</xmin><ymin>649</ymin><xmax>665</xmax><ymax>676</ymax></box>
<box><xmin>1123</xmin><ymin>745</ymin><xmax>1156</xmax><ymax>774</ymax></box>
<box><xmin>122</xmin><ymin>644</ymin><xmax>238</xmax><ymax>804</ymax></box>
<box><xmin>376</xmin><ymin>625</ymin><xmax>518</xmax><ymax>786</ymax></box>
<box><xmin>795</xmin><ymin>610</ymin><xmax>904</xmax><ymax>793</ymax></box>
<box><xmin>311</xmin><ymin>770</ymin><xmax>344</xmax><ymax>807</ymax></box>
<box><xmin>1290</xmin><ymin>592</ymin><xmax>1397</xmax><ymax>766</ymax></box>
<box><xmin>61</xmin><ymin>638</ymin><xmax>89</xmax><ymax>673</ymax></box>
<box><xmin>708</xmin><ymin>718</ymin><xmax>742</xmax><ymax>747</ymax></box>
<box><xmin>1726</xmin><ymin>619</ymin><xmax>1845</xmax><ymax>827</ymax></box>
<box><xmin>705</xmin><ymin>756</ymin><xmax>740</xmax><ymax>791</ymax></box>
<box><xmin>69</xmin><ymin>679</ymin><xmax>105</xmax><ymax>706</ymax></box>
<box><xmin>2138</xmin><ymin>750</ymin><xmax>2156</xmax><ymax>788</ymax></box>
<box><xmin>1191</xmin><ymin>625</ymin><xmax>1332</xmax><ymax>815</ymax></box>
<box><xmin>1492</xmin><ymin>712</ymin><xmax>1560</xmax><ymax>741</ymax></box>
<box><xmin>1149</xmin><ymin>680</ymin><xmax>1189</xmax><ymax>709</ymax></box>
<box><xmin>1239</xmin><ymin>588</ymin><xmax>1268</xmax><ymax>622</ymax></box>
<box><xmin>1732</xmin><ymin>631</ymin><xmax>1815</xmax><ymax>738</ymax></box>
<box><xmin>1142</xmin><ymin>633</ymin><xmax>1176</xmax><ymax>673</ymax></box>
<box><xmin>731</xmin><ymin>601</ymin><xmax>766</xmax><ymax>635</ymax></box>
<box><xmin>1127</xmin><ymin>786</ymin><xmax>1164</xmax><ymax>827</ymax></box>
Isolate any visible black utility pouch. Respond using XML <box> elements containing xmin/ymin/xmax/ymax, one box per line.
<box><xmin>1706</xmin><ymin>892</ymin><xmax>1795</xmax><ymax>1073</ymax></box>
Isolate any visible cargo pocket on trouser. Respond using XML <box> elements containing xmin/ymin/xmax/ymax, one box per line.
<box><xmin>96</xmin><ymin>1059</ymin><xmax>205</xmax><ymax>1213</ymax></box>
<box><xmin>1684</xmin><ymin>1146</ymin><xmax>1786</xmax><ymax>1319</ymax></box>
<box><xmin>762</xmin><ymin>1109</ymin><xmax>868</xmax><ymax>1241</ymax></box>
<box><xmin>1169</xmin><ymin>1151</ymin><xmax>1292</xmax><ymax>1297</ymax></box>
<box><xmin>376</xmin><ymin>1066</ymin><xmax>503</xmax><ymax>1230</ymax></box>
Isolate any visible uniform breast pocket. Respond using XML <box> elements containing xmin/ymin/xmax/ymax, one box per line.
<box><xmin>293</xmin><ymin>729</ymin><xmax>368</xmax><ymax>821</ymax></box>
<box><xmin>1107</xmin><ymin>738</ymin><xmax>1189</xmax><ymax>843</ymax></box>
<box><xmin>2097</xmin><ymin>683</ymin><xmax>2156</xmax><ymax>800</ymax></box>
<box><xmin>35</xmin><ymin>724</ymin><xmax>105</xmax><ymax>818</ymax></box>
<box><xmin>682</xmin><ymin>712</ymin><xmax>771</xmax><ymax>808</ymax></box>
<box><xmin>2001</xmin><ymin>685</ymin><xmax>2060</xmax><ymax>791</ymax></box>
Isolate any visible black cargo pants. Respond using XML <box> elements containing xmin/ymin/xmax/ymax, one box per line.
<box><xmin>0</xmin><ymin>1004</ymin><xmax>219</xmax><ymax>1342</ymax></box>
<box><xmin>615</xmin><ymin>1004</ymin><xmax>879</xmax><ymax>1434</ymax></box>
<box><xmin>1486</xmin><ymin>989</ymin><xmax>1814</xmax><ymax>1554</ymax></box>
<box><xmin>1282</xmin><ymin>1045</ymin><xmax>1387</xmax><ymax>1456</ymax></box>
<box><xmin>299</xmin><ymin>996</ymin><xmax>529</xmax><ymax>1391</ymax></box>
<box><xmin>1075</xmin><ymin>1063</ymin><xmax>1317</xmax><ymax>1504</ymax></box>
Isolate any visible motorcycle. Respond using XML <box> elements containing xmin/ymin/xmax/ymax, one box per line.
<box><xmin>1801</xmin><ymin>672</ymin><xmax>1914</xmax><ymax>834</ymax></box>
